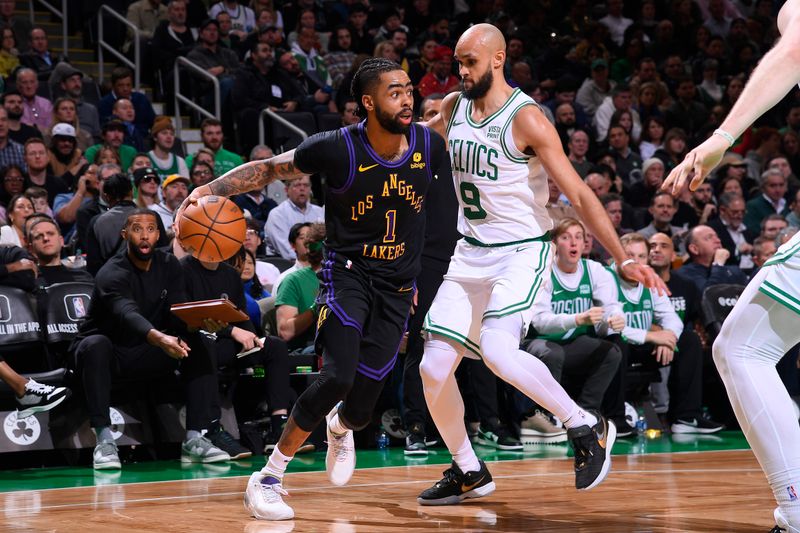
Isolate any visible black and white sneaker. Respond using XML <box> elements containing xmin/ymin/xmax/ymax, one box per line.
<box><xmin>474</xmin><ymin>422</ymin><xmax>523</xmax><ymax>451</ymax></box>
<box><xmin>404</xmin><ymin>424</ymin><xmax>428</xmax><ymax>456</ymax></box>
<box><xmin>16</xmin><ymin>379</ymin><xmax>71</xmax><ymax>419</ymax></box>
<box><xmin>208</xmin><ymin>427</ymin><xmax>252</xmax><ymax>460</ymax></box>
<box><xmin>612</xmin><ymin>417</ymin><xmax>636</xmax><ymax>438</ymax></box>
<box><xmin>567</xmin><ymin>411</ymin><xmax>616</xmax><ymax>491</ymax></box>
<box><xmin>417</xmin><ymin>461</ymin><xmax>495</xmax><ymax>506</ymax></box>
<box><xmin>670</xmin><ymin>415</ymin><xmax>724</xmax><ymax>434</ymax></box>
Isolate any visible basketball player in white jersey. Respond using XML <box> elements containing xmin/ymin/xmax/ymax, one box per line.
<box><xmin>663</xmin><ymin>2</ymin><xmax>800</xmax><ymax>530</ymax></box>
<box><xmin>417</xmin><ymin>23</ymin><xmax>665</xmax><ymax>505</ymax></box>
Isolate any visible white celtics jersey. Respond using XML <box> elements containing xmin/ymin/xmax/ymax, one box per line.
<box><xmin>446</xmin><ymin>87</ymin><xmax>552</xmax><ymax>246</ymax></box>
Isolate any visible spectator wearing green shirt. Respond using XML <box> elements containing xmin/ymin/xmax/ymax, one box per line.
<box><xmin>275</xmin><ymin>222</ymin><xmax>324</xmax><ymax>352</ymax></box>
<box><xmin>84</xmin><ymin>120</ymin><xmax>137</xmax><ymax>171</ymax></box>
<box><xmin>185</xmin><ymin>118</ymin><xmax>243</xmax><ymax>177</ymax></box>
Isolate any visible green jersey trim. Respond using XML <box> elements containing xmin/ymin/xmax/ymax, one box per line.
<box><xmin>764</xmin><ymin>240</ymin><xmax>800</xmax><ymax>266</ymax></box>
<box><xmin>465</xmin><ymin>88</ymin><xmax>521</xmax><ymax>128</ymax></box>
<box><xmin>464</xmin><ymin>232</ymin><xmax>551</xmax><ymax>248</ymax></box>
<box><xmin>499</xmin><ymin>101</ymin><xmax>537</xmax><ymax>163</ymax></box>
<box><xmin>445</xmin><ymin>94</ymin><xmax>463</xmax><ymax>137</ymax></box>
<box><xmin>483</xmin><ymin>242</ymin><xmax>550</xmax><ymax>319</ymax></box>
<box><xmin>423</xmin><ymin>315</ymin><xmax>482</xmax><ymax>357</ymax></box>
<box><xmin>759</xmin><ymin>280</ymin><xmax>800</xmax><ymax>315</ymax></box>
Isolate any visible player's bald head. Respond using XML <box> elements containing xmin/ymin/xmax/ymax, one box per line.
<box><xmin>457</xmin><ymin>23</ymin><xmax>506</xmax><ymax>55</ymax></box>
<box><xmin>455</xmin><ymin>23</ymin><xmax>507</xmax><ymax>100</ymax></box>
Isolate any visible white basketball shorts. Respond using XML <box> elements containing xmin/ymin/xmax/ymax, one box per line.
<box><xmin>423</xmin><ymin>238</ymin><xmax>553</xmax><ymax>359</ymax></box>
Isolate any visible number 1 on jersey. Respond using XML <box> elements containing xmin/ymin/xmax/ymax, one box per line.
<box><xmin>384</xmin><ymin>210</ymin><xmax>397</xmax><ymax>243</ymax></box>
<box><xmin>459</xmin><ymin>182</ymin><xmax>487</xmax><ymax>220</ymax></box>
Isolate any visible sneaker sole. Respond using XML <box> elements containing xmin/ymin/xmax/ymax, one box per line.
<box><xmin>244</xmin><ymin>491</ymin><xmax>295</xmax><ymax>521</ymax></box>
<box><xmin>474</xmin><ymin>436</ymin><xmax>523</xmax><ymax>451</ymax></box>
<box><xmin>93</xmin><ymin>460</ymin><xmax>121</xmax><ymax>470</ymax></box>
<box><xmin>229</xmin><ymin>451</ymin><xmax>253</xmax><ymax>460</ymax></box>
<box><xmin>417</xmin><ymin>481</ymin><xmax>496</xmax><ymax>506</ymax></box>
<box><xmin>17</xmin><ymin>394</ymin><xmax>68</xmax><ymax>419</ymax></box>
<box><xmin>774</xmin><ymin>507</ymin><xmax>800</xmax><ymax>533</ymax></box>
<box><xmin>578</xmin><ymin>420</ymin><xmax>617</xmax><ymax>491</ymax></box>
<box><xmin>496</xmin><ymin>443</ymin><xmax>524</xmax><ymax>451</ymax></box>
<box><xmin>403</xmin><ymin>448</ymin><xmax>428</xmax><ymax>456</ymax></box>
<box><xmin>670</xmin><ymin>424</ymin><xmax>724</xmax><ymax>434</ymax></box>
<box><xmin>181</xmin><ymin>454</ymin><xmax>230</xmax><ymax>463</ymax></box>
<box><xmin>520</xmin><ymin>434</ymin><xmax>568</xmax><ymax>445</ymax></box>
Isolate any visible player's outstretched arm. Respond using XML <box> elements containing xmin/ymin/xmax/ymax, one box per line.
<box><xmin>663</xmin><ymin>0</ymin><xmax>800</xmax><ymax>194</ymax></box>
<box><xmin>175</xmin><ymin>150</ymin><xmax>308</xmax><ymax>235</ymax></box>
<box><xmin>515</xmin><ymin>106</ymin><xmax>668</xmax><ymax>295</ymax></box>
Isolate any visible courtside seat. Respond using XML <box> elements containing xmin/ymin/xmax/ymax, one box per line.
<box><xmin>700</xmin><ymin>284</ymin><xmax>746</xmax><ymax>341</ymax></box>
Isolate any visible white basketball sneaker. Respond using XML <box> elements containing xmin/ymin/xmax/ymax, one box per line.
<box><xmin>244</xmin><ymin>472</ymin><xmax>294</xmax><ymax>521</ymax></box>
<box><xmin>325</xmin><ymin>402</ymin><xmax>356</xmax><ymax>486</ymax></box>
<box><xmin>774</xmin><ymin>507</ymin><xmax>800</xmax><ymax>533</ymax></box>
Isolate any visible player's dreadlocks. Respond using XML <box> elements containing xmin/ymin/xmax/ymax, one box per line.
<box><xmin>351</xmin><ymin>58</ymin><xmax>403</xmax><ymax>119</ymax></box>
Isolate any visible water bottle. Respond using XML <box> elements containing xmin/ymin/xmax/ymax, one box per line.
<box><xmin>635</xmin><ymin>415</ymin><xmax>647</xmax><ymax>434</ymax></box>
<box><xmin>376</xmin><ymin>429</ymin><xmax>389</xmax><ymax>450</ymax></box>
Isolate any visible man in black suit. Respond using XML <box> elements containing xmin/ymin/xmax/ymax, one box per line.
<box><xmin>707</xmin><ymin>192</ymin><xmax>757</xmax><ymax>269</ymax></box>
<box><xmin>19</xmin><ymin>27</ymin><xmax>68</xmax><ymax>81</ymax></box>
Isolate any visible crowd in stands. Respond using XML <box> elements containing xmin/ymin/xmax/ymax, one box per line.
<box><xmin>1</xmin><ymin>0</ymin><xmax>799</xmax><ymax>465</ymax></box>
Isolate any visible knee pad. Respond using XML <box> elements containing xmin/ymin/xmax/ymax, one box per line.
<box><xmin>420</xmin><ymin>337</ymin><xmax>463</xmax><ymax>391</ymax></box>
<box><xmin>479</xmin><ymin>327</ymin><xmax>519</xmax><ymax>371</ymax></box>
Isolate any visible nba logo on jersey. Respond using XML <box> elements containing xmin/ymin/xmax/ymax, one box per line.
<box><xmin>787</xmin><ymin>485</ymin><xmax>797</xmax><ymax>501</ymax></box>
<box><xmin>72</xmin><ymin>297</ymin><xmax>86</xmax><ymax>318</ymax></box>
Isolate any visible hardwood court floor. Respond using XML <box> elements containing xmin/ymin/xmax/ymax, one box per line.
<box><xmin>0</xmin><ymin>445</ymin><xmax>778</xmax><ymax>532</ymax></box>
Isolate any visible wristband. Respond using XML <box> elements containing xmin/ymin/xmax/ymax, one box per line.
<box><xmin>713</xmin><ymin>128</ymin><xmax>735</xmax><ymax>147</ymax></box>
<box><xmin>619</xmin><ymin>259</ymin><xmax>635</xmax><ymax>269</ymax></box>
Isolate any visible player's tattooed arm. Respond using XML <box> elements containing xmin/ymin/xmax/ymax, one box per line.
<box><xmin>208</xmin><ymin>150</ymin><xmax>307</xmax><ymax>196</ymax></box>
<box><xmin>175</xmin><ymin>150</ymin><xmax>308</xmax><ymax>238</ymax></box>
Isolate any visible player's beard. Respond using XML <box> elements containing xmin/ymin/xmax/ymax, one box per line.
<box><xmin>374</xmin><ymin>102</ymin><xmax>411</xmax><ymax>135</ymax></box>
<box><xmin>462</xmin><ymin>66</ymin><xmax>493</xmax><ymax>100</ymax></box>
<box><xmin>129</xmin><ymin>242</ymin><xmax>155</xmax><ymax>261</ymax></box>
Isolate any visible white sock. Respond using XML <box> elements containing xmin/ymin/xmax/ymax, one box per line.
<box><xmin>562</xmin><ymin>407</ymin><xmax>597</xmax><ymax>430</ymax></box>
<box><xmin>452</xmin><ymin>434</ymin><xmax>481</xmax><ymax>474</ymax></box>
<box><xmin>770</xmin><ymin>470</ymin><xmax>800</xmax><ymax>526</ymax></box>
<box><xmin>262</xmin><ymin>446</ymin><xmax>293</xmax><ymax>480</ymax></box>
<box><xmin>328</xmin><ymin>412</ymin><xmax>350</xmax><ymax>436</ymax></box>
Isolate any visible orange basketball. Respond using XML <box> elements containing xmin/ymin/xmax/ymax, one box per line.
<box><xmin>177</xmin><ymin>195</ymin><xmax>247</xmax><ymax>262</ymax></box>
